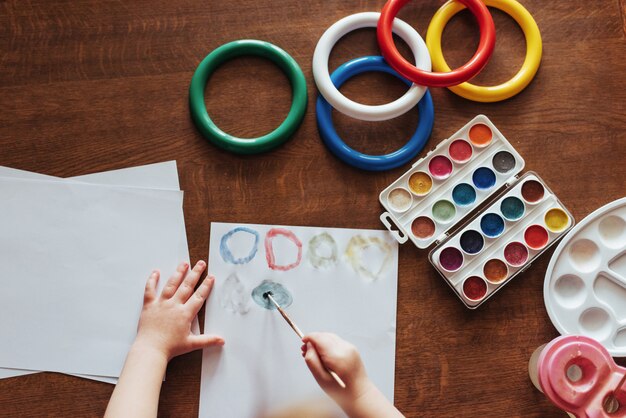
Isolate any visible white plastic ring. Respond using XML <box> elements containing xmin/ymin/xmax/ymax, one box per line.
<box><xmin>312</xmin><ymin>12</ymin><xmax>431</xmax><ymax>122</ymax></box>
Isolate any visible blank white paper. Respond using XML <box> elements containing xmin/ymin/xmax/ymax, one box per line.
<box><xmin>0</xmin><ymin>176</ymin><xmax>186</xmax><ymax>377</ymax></box>
<box><xmin>0</xmin><ymin>161</ymin><xmax>188</xmax><ymax>382</ymax></box>
<box><xmin>199</xmin><ymin>222</ymin><xmax>398</xmax><ymax>418</ymax></box>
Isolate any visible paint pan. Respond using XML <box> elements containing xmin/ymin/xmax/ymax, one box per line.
<box><xmin>543</xmin><ymin>197</ymin><xmax>626</xmax><ymax>356</ymax></box>
<box><xmin>380</xmin><ymin>115</ymin><xmax>525</xmax><ymax>249</ymax></box>
<box><xmin>379</xmin><ymin>115</ymin><xmax>573</xmax><ymax>309</ymax></box>
<box><xmin>429</xmin><ymin>172</ymin><xmax>574</xmax><ymax>308</ymax></box>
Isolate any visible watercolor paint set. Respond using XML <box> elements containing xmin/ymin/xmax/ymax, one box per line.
<box><xmin>544</xmin><ymin>197</ymin><xmax>626</xmax><ymax>356</ymax></box>
<box><xmin>379</xmin><ymin>115</ymin><xmax>575</xmax><ymax>308</ymax></box>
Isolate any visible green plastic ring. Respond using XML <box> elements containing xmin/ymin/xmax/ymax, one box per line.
<box><xmin>189</xmin><ymin>40</ymin><xmax>308</xmax><ymax>154</ymax></box>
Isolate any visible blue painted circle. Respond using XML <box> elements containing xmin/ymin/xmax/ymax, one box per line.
<box><xmin>316</xmin><ymin>56</ymin><xmax>435</xmax><ymax>171</ymax></box>
<box><xmin>480</xmin><ymin>213</ymin><xmax>505</xmax><ymax>238</ymax></box>
<box><xmin>472</xmin><ymin>167</ymin><xmax>496</xmax><ymax>189</ymax></box>
<box><xmin>452</xmin><ymin>183</ymin><xmax>477</xmax><ymax>206</ymax></box>
<box><xmin>219</xmin><ymin>227</ymin><xmax>260</xmax><ymax>264</ymax></box>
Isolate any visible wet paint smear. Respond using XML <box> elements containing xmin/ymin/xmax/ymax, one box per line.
<box><xmin>219</xmin><ymin>273</ymin><xmax>250</xmax><ymax>315</ymax></box>
<box><xmin>492</xmin><ymin>151</ymin><xmax>516</xmax><ymax>173</ymax></box>
<box><xmin>452</xmin><ymin>183</ymin><xmax>476</xmax><ymax>206</ymax></box>
<box><xmin>345</xmin><ymin>235</ymin><xmax>393</xmax><ymax>281</ymax></box>
<box><xmin>251</xmin><ymin>280</ymin><xmax>293</xmax><ymax>310</ymax></box>
<box><xmin>472</xmin><ymin>167</ymin><xmax>496</xmax><ymax>190</ymax></box>
<box><xmin>460</xmin><ymin>230</ymin><xmax>484</xmax><ymax>254</ymax></box>
<box><xmin>504</xmin><ymin>242</ymin><xmax>529</xmax><ymax>266</ymax></box>
<box><xmin>463</xmin><ymin>276</ymin><xmax>488</xmax><ymax>301</ymax></box>
<box><xmin>521</xmin><ymin>179</ymin><xmax>545</xmax><ymax>203</ymax></box>
<box><xmin>307</xmin><ymin>232</ymin><xmax>338</xmax><ymax>269</ymax></box>
<box><xmin>500</xmin><ymin>196</ymin><xmax>525</xmax><ymax>221</ymax></box>
<box><xmin>439</xmin><ymin>247</ymin><xmax>464</xmax><ymax>272</ymax></box>
<box><xmin>480</xmin><ymin>213</ymin><xmax>505</xmax><ymax>238</ymax></box>
<box><xmin>220</xmin><ymin>227</ymin><xmax>260</xmax><ymax>265</ymax></box>
<box><xmin>265</xmin><ymin>228</ymin><xmax>303</xmax><ymax>271</ymax></box>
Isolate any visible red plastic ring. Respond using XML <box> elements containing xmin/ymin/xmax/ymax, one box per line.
<box><xmin>377</xmin><ymin>0</ymin><xmax>496</xmax><ymax>87</ymax></box>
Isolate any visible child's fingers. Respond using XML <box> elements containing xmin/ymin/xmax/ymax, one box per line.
<box><xmin>185</xmin><ymin>275</ymin><xmax>215</xmax><ymax>316</ymax></box>
<box><xmin>187</xmin><ymin>334</ymin><xmax>225</xmax><ymax>351</ymax></box>
<box><xmin>174</xmin><ymin>260</ymin><xmax>206</xmax><ymax>303</ymax></box>
<box><xmin>304</xmin><ymin>342</ymin><xmax>333</xmax><ymax>386</ymax></box>
<box><xmin>143</xmin><ymin>270</ymin><xmax>159</xmax><ymax>303</ymax></box>
<box><xmin>303</xmin><ymin>332</ymin><xmax>338</xmax><ymax>355</ymax></box>
<box><xmin>159</xmin><ymin>262</ymin><xmax>189</xmax><ymax>299</ymax></box>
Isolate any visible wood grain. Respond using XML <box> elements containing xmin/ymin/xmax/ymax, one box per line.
<box><xmin>0</xmin><ymin>1</ymin><xmax>625</xmax><ymax>417</ymax></box>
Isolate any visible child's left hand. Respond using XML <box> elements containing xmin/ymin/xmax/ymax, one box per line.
<box><xmin>133</xmin><ymin>260</ymin><xmax>225</xmax><ymax>361</ymax></box>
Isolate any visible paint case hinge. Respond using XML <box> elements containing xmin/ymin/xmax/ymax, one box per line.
<box><xmin>505</xmin><ymin>175</ymin><xmax>520</xmax><ymax>187</ymax></box>
<box><xmin>434</xmin><ymin>232</ymin><xmax>448</xmax><ymax>245</ymax></box>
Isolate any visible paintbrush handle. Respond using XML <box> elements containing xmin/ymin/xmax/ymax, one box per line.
<box><xmin>277</xmin><ymin>307</ymin><xmax>304</xmax><ymax>339</ymax></box>
<box><xmin>327</xmin><ymin>369</ymin><xmax>347</xmax><ymax>389</ymax></box>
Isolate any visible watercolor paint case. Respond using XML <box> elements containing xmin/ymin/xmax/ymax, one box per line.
<box><xmin>429</xmin><ymin>172</ymin><xmax>574</xmax><ymax>308</ymax></box>
<box><xmin>543</xmin><ymin>197</ymin><xmax>626</xmax><ymax>356</ymax></box>
<box><xmin>379</xmin><ymin>115</ymin><xmax>575</xmax><ymax>308</ymax></box>
<box><xmin>379</xmin><ymin>114</ymin><xmax>525</xmax><ymax>248</ymax></box>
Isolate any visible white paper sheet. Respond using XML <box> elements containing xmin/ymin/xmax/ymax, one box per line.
<box><xmin>0</xmin><ymin>161</ymin><xmax>186</xmax><ymax>382</ymax></box>
<box><xmin>200</xmin><ymin>223</ymin><xmax>398</xmax><ymax>418</ymax></box>
<box><xmin>0</xmin><ymin>176</ymin><xmax>186</xmax><ymax>377</ymax></box>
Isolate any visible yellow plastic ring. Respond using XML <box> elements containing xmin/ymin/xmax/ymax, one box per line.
<box><xmin>426</xmin><ymin>0</ymin><xmax>542</xmax><ymax>102</ymax></box>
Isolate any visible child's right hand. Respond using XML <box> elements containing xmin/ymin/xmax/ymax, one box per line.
<box><xmin>301</xmin><ymin>333</ymin><xmax>373</xmax><ymax>410</ymax></box>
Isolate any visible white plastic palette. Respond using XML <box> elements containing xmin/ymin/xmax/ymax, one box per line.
<box><xmin>544</xmin><ymin>197</ymin><xmax>626</xmax><ymax>356</ymax></box>
<box><xmin>379</xmin><ymin>115</ymin><xmax>525</xmax><ymax>249</ymax></box>
<box><xmin>430</xmin><ymin>172</ymin><xmax>574</xmax><ymax>308</ymax></box>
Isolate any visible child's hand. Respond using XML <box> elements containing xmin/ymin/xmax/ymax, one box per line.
<box><xmin>302</xmin><ymin>333</ymin><xmax>403</xmax><ymax>418</ymax></box>
<box><xmin>133</xmin><ymin>260</ymin><xmax>224</xmax><ymax>361</ymax></box>
<box><xmin>302</xmin><ymin>333</ymin><xmax>372</xmax><ymax>409</ymax></box>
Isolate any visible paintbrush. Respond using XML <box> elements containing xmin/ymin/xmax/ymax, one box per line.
<box><xmin>264</xmin><ymin>292</ymin><xmax>347</xmax><ymax>389</ymax></box>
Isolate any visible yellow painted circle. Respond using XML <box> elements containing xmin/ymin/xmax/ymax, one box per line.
<box><xmin>426</xmin><ymin>0</ymin><xmax>542</xmax><ymax>102</ymax></box>
<box><xmin>545</xmin><ymin>208</ymin><xmax>570</xmax><ymax>232</ymax></box>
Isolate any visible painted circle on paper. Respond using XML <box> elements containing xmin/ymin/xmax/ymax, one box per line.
<box><xmin>219</xmin><ymin>227</ymin><xmax>260</xmax><ymax>264</ymax></box>
<box><xmin>251</xmin><ymin>280</ymin><xmax>293</xmax><ymax>310</ymax></box>
<box><xmin>344</xmin><ymin>235</ymin><xmax>393</xmax><ymax>281</ymax></box>
<box><xmin>265</xmin><ymin>228</ymin><xmax>303</xmax><ymax>271</ymax></box>
<box><xmin>307</xmin><ymin>232</ymin><xmax>338</xmax><ymax>269</ymax></box>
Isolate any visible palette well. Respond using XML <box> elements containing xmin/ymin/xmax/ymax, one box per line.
<box><xmin>380</xmin><ymin>115</ymin><xmax>525</xmax><ymax>248</ymax></box>
<box><xmin>379</xmin><ymin>115</ymin><xmax>575</xmax><ymax>308</ymax></box>
<box><xmin>429</xmin><ymin>172</ymin><xmax>574</xmax><ymax>308</ymax></box>
<box><xmin>544</xmin><ymin>197</ymin><xmax>626</xmax><ymax>356</ymax></box>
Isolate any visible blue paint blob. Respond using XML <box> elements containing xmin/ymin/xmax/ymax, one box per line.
<box><xmin>459</xmin><ymin>230</ymin><xmax>484</xmax><ymax>254</ymax></box>
<box><xmin>500</xmin><ymin>196</ymin><xmax>525</xmax><ymax>221</ymax></box>
<box><xmin>472</xmin><ymin>167</ymin><xmax>496</xmax><ymax>190</ymax></box>
<box><xmin>480</xmin><ymin>213</ymin><xmax>505</xmax><ymax>238</ymax></box>
<box><xmin>452</xmin><ymin>183</ymin><xmax>477</xmax><ymax>206</ymax></box>
<box><xmin>220</xmin><ymin>227</ymin><xmax>260</xmax><ymax>264</ymax></box>
<box><xmin>251</xmin><ymin>280</ymin><xmax>293</xmax><ymax>310</ymax></box>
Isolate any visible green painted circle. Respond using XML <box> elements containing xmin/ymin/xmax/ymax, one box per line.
<box><xmin>189</xmin><ymin>40</ymin><xmax>308</xmax><ymax>154</ymax></box>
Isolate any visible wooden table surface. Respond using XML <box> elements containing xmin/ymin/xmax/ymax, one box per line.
<box><xmin>1</xmin><ymin>0</ymin><xmax>625</xmax><ymax>416</ymax></box>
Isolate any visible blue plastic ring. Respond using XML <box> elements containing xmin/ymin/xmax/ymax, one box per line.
<box><xmin>316</xmin><ymin>56</ymin><xmax>434</xmax><ymax>171</ymax></box>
